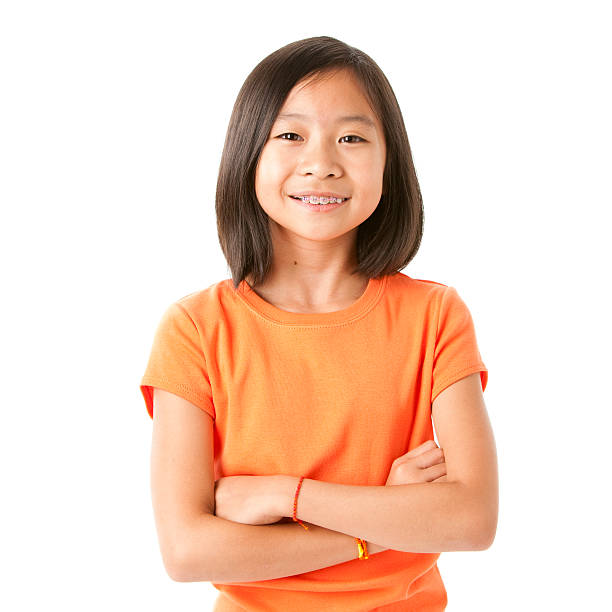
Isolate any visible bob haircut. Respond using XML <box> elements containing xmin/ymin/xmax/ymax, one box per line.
<box><xmin>216</xmin><ymin>35</ymin><xmax>424</xmax><ymax>290</ymax></box>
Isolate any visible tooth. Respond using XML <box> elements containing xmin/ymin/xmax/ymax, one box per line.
<box><xmin>299</xmin><ymin>195</ymin><xmax>346</xmax><ymax>204</ymax></box>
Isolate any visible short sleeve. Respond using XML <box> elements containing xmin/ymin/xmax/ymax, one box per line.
<box><xmin>140</xmin><ymin>302</ymin><xmax>216</xmax><ymax>421</ymax></box>
<box><xmin>431</xmin><ymin>286</ymin><xmax>488</xmax><ymax>404</ymax></box>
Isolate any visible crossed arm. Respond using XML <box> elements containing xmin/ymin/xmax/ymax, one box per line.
<box><xmin>160</xmin><ymin>372</ymin><xmax>497</xmax><ymax>582</ymax></box>
<box><xmin>214</xmin><ymin>372</ymin><xmax>498</xmax><ymax>555</ymax></box>
<box><xmin>279</xmin><ymin>372</ymin><xmax>499</xmax><ymax>552</ymax></box>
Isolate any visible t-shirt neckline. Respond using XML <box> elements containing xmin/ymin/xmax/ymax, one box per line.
<box><xmin>233</xmin><ymin>275</ymin><xmax>387</xmax><ymax>326</ymax></box>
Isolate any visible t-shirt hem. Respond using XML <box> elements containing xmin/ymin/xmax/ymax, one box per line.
<box><xmin>431</xmin><ymin>363</ymin><xmax>488</xmax><ymax>404</ymax></box>
<box><xmin>140</xmin><ymin>377</ymin><xmax>216</xmax><ymax>421</ymax></box>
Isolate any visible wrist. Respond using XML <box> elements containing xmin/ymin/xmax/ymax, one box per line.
<box><xmin>367</xmin><ymin>541</ymin><xmax>389</xmax><ymax>554</ymax></box>
<box><xmin>275</xmin><ymin>475</ymin><xmax>300</xmax><ymax>518</ymax></box>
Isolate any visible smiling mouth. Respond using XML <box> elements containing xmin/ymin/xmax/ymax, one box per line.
<box><xmin>289</xmin><ymin>195</ymin><xmax>351</xmax><ymax>205</ymax></box>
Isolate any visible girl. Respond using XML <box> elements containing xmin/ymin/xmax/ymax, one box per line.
<box><xmin>141</xmin><ymin>36</ymin><xmax>498</xmax><ymax>612</ymax></box>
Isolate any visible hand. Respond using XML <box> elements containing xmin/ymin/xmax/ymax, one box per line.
<box><xmin>385</xmin><ymin>440</ymin><xmax>447</xmax><ymax>486</ymax></box>
<box><xmin>214</xmin><ymin>475</ymin><xmax>284</xmax><ymax>525</ymax></box>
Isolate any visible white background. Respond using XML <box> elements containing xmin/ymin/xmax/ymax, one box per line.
<box><xmin>1</xmin><ymin>1</ymin><xmax>610</xmax><ymax>610</ymax></box>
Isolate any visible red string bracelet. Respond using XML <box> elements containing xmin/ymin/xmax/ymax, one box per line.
<box><xmin>292</xmin><ymin>476</ymin><xmax>309</xmax><ymax>530</ymax></box>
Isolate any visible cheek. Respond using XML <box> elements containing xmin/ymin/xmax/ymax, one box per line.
<box><xmin>368</xmin><ymin>152</ymin><xmax>386</xmax><ymax>195</ymax></box>
<box><xmin>256</xmin><ymin>150</ymin><xmax>286</xmax><ymax>191</ymax></box>
<box><xmin>255</xmin><ymin>157</ymin><xmax>286</xmax><ymax>212</ymax></box>
<box><xmin>255</xmin><ymin>154</ymin><xmax>273</xmax><ymax>198</ymax></box>
<box><xmin>355</xmin><ymin>158</ymin><xmax>384</xmax><ymax>196</ymax></box>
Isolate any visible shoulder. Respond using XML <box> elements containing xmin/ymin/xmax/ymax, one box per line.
<box><xmin>386</xmin><ymin>271</ymin><xmax>451</xmax><ymax>308</ymax></box>
<box><xmin>171</xmin><ymin>278</ymin><xmax>236</xmax><ymax>318</ymax></box>
<box><xmin>385</xmin><ymin>273</ymin><xmax>482</xmax><ymax>332</ymax></box>
<box><xmin>154</xmin><ymin>278</ymin><xmax>249</xmax><ymax>342</ymax></box>
<box><xmin>387</xmin><ymin>271</ymin><xmax>448</xmax><ymax>291</ymax></box>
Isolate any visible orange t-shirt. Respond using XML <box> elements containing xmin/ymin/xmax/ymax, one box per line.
<box><xmin>140</xmin><ymin>271</ymin><xmax>488</xmax><ymax>611</ymax></box>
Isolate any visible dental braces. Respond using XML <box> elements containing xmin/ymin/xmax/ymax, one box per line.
<box><xmin>299</xmin><ymin>195</ymin><xmax>346</xmax><ymax>205</ymax></box>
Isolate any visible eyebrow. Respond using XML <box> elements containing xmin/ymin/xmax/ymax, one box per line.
<box><xmin>275</xmin><ymin>112</ymin><xmax>376</xmax><ymax>129</ymax></box>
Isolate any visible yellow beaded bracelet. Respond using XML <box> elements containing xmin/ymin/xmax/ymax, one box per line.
<box><xmin>355</xmin><ymin>537</ymin><xmax>369</xmax><ymax>560</ymax></box>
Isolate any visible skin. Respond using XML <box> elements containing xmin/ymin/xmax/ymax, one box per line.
<box><xmin>213</xmin><ymin>70</ymin><xmax>457</xmax><ymax>552</ymax></box>
<box><xmin>208</xmin><ymin>74</ymin><xmax>497</xmax><ymax>561</ymax></box>
<box><xmin>249</xmin><ymin>68</ymin><xmax>387</xmax><ymax>312</ymax></box>
<box><xmin>214</xmin><ymin>440</ymin><xmax>447</xmax><ymax>526</ymax></box>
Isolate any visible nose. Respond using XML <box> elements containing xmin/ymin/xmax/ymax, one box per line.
<box><xmin>297</xmin><ymin>137</ymin><xmax>343</xmax><ymax>179</ymax></box>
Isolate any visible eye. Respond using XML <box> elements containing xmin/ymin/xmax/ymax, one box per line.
<box><xmin>339</xmin><ymin>135</ymin><xmax>366</xmax><ymax>143</ymax></box>
<box><xmin>277</xmin><ymin>132</ymin><xmax>303</xmax><ymax>141</ymax></box>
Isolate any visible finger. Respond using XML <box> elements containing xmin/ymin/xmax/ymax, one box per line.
<box><xmin>431</xmin><ymin>474</ymin><xmax>448</xmax><ymax>483</ymax></box>
<box><xmin>415</xmin><ymin>447</ymin><xmax>445</xmax><ymax>468</ymax></box>
<box><xmin>398</xmin><ymin>440</ymin><xmax>438</xmax><ymax>461</ymax></box>
<box><xmin>423</xmin><ymin>463</ymin><xmax>447</xmax><ymax>482</ymax></box>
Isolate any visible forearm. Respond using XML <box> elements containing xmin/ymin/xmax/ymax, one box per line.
<box><xmin>280</xmin><ymin>478</ymin><xmax>485</xmax><ymax>553</ymax></box>
<box><xmin>176</xmin><ymin>514</ymin><xmax>388</xmax><ymax>583</ymax></box>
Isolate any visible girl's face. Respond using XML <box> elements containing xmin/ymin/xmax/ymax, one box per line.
<box><xmin>254</xmin><ymin>69</ymin><xmax>386</xmax><ymax>246</ymax></box>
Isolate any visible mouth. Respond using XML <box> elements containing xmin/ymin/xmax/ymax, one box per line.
<box><xmin>288</xmin><ymin>194</ymin><xmax>351</xmax><ymax>212</ymax></box>
<box><xmin>289</xmin><ymin>195</ymin><xmax>351</xmax><ymax>205</ymax></box>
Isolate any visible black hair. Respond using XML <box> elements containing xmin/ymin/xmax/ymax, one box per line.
<box><xmin>215</xmin><ymin>36</ymin><xmax>424</xmax><ymax>290</ymax></box>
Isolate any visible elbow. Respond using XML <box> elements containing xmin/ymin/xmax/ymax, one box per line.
<box><xmin>470</xmin><ymin>510</ymin><xmax>498</xmax><ymax>551</ymax></box>
<box><xmin>167</xmin><ymin>562</ymin><xmax>189</xmax><ymax>583</ymax></box>
<box><xmin>160</xmin><ymin>522</ymin><xmax>206</xmax><ymax>583</ymax></box>
<box><xmin>157</xmin><ymin>513</ymin><xmax>216</xmax><ymax>582</ymax></box>
<box><xmin>460</xmin><ymin>487</ymin><xmax>498</xmax><ymax>551</ymax></box>
<box><xmin>469</xmin><ymin>528</ymin><xmax>494</xmax><ymax>551</ymax></box>
<box><xmin>169</xmin><ymin>565</ymin><xmax>197</xmax><ymax>583</ymax></box>
<box><xmin>166</xmin><ymin>543</ymin><xmax>205</xmax><ymax>583</ymax></box>
<box><xmin>474</xmin><ymin>525</ymin><xmax>497</xmax><ymax>551</ymax></box>
<box><xmin>161</xmin><ymin>542</ymin><xmax>195</xmax><ymax>583</ymax></box>
<box><xmin>168</xmin><ymin>512</ymin><xmax>219</xmax><ymax>582</ymax></box>
<box><xmin>168</xmin><ymin>536</ymin><xmax>217</xmax><ymax>583</ymax></box>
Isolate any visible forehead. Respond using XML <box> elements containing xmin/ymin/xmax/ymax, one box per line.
<box><xmin>275</xmin><ymin>69</ymin><xmax>382</xmax><ymax>131</ymax></box>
